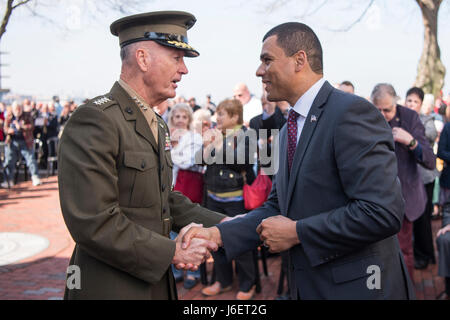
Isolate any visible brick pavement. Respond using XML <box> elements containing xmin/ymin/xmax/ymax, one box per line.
<box><xmin>0</xmin><ymin>175</ymin><xmax>446</xmax><ymax>300</ymax></box>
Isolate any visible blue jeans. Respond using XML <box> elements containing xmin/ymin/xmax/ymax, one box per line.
<box><xmin>170</xmin><ymin>231</ymin><xmax>200</xmax><ymax>279</ymax></box>
<box><xmin>3</xmin><ymin>139</ymin><xmax>39</xmax><ymax>180</ymax></box>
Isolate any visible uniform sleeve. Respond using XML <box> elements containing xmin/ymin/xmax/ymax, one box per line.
<box><xmin>58</xmin><ymin>106</ymin><xmax>176</xmax><ymax>285</ymax></box>
<box><xmin>169</xmin><ymin>191</ymin><xmax>226</xmax><ymax>232</ymax></box>
<box><xmin>298</xmin><ymin>100</ymin><xmax>405</xmax><ymax>267</ymax></box>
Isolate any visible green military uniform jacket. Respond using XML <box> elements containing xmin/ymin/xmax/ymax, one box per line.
<box><xmin>58</xmin><ymin>82</ymin><xmax>225</xmax><ymax>300</ymax></box>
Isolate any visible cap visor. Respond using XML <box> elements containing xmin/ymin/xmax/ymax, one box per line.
<box><xmin>154</xmin><ymin>39</ymin><xmax>199</xmax><ymax>57</ymax></box>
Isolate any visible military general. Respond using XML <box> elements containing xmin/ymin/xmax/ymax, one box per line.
<box><xmin>58</xmin><ymin>11</ymin><xmax>225</xmax><ymax>300</ymax></box>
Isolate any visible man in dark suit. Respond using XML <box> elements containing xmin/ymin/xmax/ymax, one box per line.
<box><xmin>250</xmin><ymin>93</ymin><xmax>286</xmax><ymax>174</ymax></box>
<box><xmin>249</xmin><ymin>97</ymin><xmax>286</xmax><ymax>141</ymax></box>
<box><xmin>371</xmin><ymin>83</ymin><xmax>436</xmax><ymax>280</ymax></box>
<box><xmin>181</xmin><ymin>22</ymin><xmax>414</xmax><ymax>299</ymax></box>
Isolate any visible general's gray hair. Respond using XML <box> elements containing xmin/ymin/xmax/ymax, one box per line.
<box><xmin>371</xmin><ymin>83</ymin><xmax>398</xmax><ymax>105</ymax></box>
<box><xmin>120</xmin><ymin>42</ymin><xmax>141</xmax><ymax>65</ymax></box>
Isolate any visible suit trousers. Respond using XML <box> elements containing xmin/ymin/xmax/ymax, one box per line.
<box><xmin>413</xmin><ymin>182</ymin><xmax>436</xmax><ymax>263</ymax></box>
<box><xmin>398</xmin><ymin>217</ymin><xmax>414</xmax><ymax>280</ymax></box>
<box><xmin>206</xmin><ymin>196</ymin><xmax>256</xmax><ymax>292</ymax></box>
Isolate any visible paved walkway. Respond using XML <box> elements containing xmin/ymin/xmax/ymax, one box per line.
<box><xmin>0</xmin><ymin>175</ymin><xmax>445</xmax><ymax>299</ymax></box>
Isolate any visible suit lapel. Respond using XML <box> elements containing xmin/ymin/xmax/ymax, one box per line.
<box><xmin>109</xmin><ymin>82</ymin><xmax>159</xmax><ymax>153</ymax></box>
<box><xmin>286</xmin><ymin>81</ymin><xmax>333</xmax><ymax>210</ymax></box>
<box><xmin>277</xmin><ymin>125</ymin><xmax>289</xmax><ymax>216</ymax></box>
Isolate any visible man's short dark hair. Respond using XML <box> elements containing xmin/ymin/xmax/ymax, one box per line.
<box><xmin>263</xmin><ymin>22</ymin><xmax>323</xmax><ymax>74</ymax></box>
<box><xmin>406</xmin><ymin>87</ymin><xmax>424</xmax><ymax>102</ymax></box>
<box><xmin>341</xmin><ymin>81</ymin><xmax>354</xmax><ymax>89</ymax></box>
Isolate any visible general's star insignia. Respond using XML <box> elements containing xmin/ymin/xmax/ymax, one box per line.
<box><xmin>93</xmin><ymin>97</ymin><xmax>111</xmax><ymax>105</ymax></box>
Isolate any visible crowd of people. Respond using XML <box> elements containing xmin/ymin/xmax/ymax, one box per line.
<box><xmin>163</xmin><ymin>81</ymin><xmax>450</xmax><ymax>300</ymax></box>
<box><xmin>2</xmin><ymin>11</ymin><xmax>450</xmax><ymax>300</ymax></box>
<box><xmin>0</xmin><ymin>97</ymin><xmax>79</xmax><ymax>187</ymax></box>
<box><xmin>1</xmin><ymin>80</ymin><xmax>450</xmax><ymax>299</ymax></box>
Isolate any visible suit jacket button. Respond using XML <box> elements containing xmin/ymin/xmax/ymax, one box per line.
<box><xmin>126</xmin><ymin>107</ymin><xmax>133</xmax><ymax>114</ymax></box>
<box><xmin>141</xmin><ymin>160</ymin><xmax>146</xmax><ymax>169</ymax></box>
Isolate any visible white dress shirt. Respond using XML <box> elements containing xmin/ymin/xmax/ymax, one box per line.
<box><xmin>243</xmin><ymin>95</ymin><xmax>263</xmax><ymax>124</ymax></box>
<box><xmin>290</xmin><ymin>78</ymin><xmax>326</xmax><ymax>142</ymax></box>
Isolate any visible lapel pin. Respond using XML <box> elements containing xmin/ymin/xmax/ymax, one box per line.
<box><xmin>311</xmin><ymin>115</ymin><xmax>317</xmax><ymax>122</ymax></box>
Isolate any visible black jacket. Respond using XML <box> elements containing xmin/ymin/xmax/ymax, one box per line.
<box><xmin>204</xmin><ymin>125</ymin><xmax>256</xmax><ymax>193</ymax></box>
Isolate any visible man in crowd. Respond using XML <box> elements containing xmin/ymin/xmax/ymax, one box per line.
<box><xmin>58</xmin><ymin>11</ymin><xmax>225</xmax><ymax>300</ymax></box>
<box><xmin>338</xmin><ymin>80</ymin><xmax>355</xmax><ymax>94</ymax></box>
<box><xmin>249</xmin><ymin>91</ymin><xmax>286</xmax><ymax>173</ymax></box>
<box><xmin>53</xmin><ymin>96</ymin><xmax>63</xmax><ymax>117</ymax></box>
<box><xmin>188</xmin><ymin>96</ymin><xmax>201</xmax><ymax>113</ymax></box>
<box><xmin>203</xmin><ymin>94</ymin><xmax>216</xmax><ymax>114</ymax></box>
<box><xmin>181</xmin><ymin>22</ymin><xmax>414</xmax><ymax>299</ymax></box>
<box><xmin>233</xmin><ymin>82</ymin><xmax>262</xmax><ymax>127</ymax></box>
<box><xmin>371</xmin><ymin>83</ymin><xmax>435</xmax><ymax>280</ymax></box>
<box><xmin>2</xmin><ymin>102</ymin><xmax>41</xmax><ymax>187</ymax></box>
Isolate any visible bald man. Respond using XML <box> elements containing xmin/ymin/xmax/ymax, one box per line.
<box><xmin>233</xmin><ymin>82</ymin><xmax>262</xmax><ymax>126</ymax></box>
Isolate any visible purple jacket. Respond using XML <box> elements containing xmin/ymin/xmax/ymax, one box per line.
<box><xmin>389</xmin><ymin>105</ymin><xmax>436</xmax><ymax>222</ymax></box>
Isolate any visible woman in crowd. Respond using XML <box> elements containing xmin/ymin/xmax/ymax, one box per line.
<box><xmin>192</xmin><ymin>108</ymin><xmax>213</xmax><ymax>137</ymax></box>
<box><xmin>404</xmin><ymin>87</ymin><xmax>438</xmax><ymax>269</ymax></box>
<box><xmin>200</xmin><ymin>99</ymin><xmax>256</xmax><ymax>300</ymax></box>
<box><xmin>168</xmin><ymin>103</ymin><xmax>204</xmax><ymax>289</ymax></box>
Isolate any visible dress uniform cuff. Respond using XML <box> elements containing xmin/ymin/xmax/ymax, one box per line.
<box><xmin>133</xmin><ymin>233</ymin><xmax>176</xmax><ymax>284</ymax></box>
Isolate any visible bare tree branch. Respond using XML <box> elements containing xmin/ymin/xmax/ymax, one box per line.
<box><xmin>327</xmin><ymin>0</ymin><xmax>376</xmax><ymax>32</ymax></box>
<box><xmin>263</xmin><ymin>0</ymin><xmax>376</xmax><ymax>32</ymax></box>
<box><xmin>264</xmin><ymin>0</ymin><xmax>293</xmax><ymax>13</ymax></box>
<box><xmin>1</xmin><ymin>0</ymin><xmax>16</xmax><ymax>40</ymax></box>
<box><xmin>298</xmin><ymin>0</ymin><xmax>330</xmax><ymax>19</ymax></box>
<box><xmin>12</xmin><ymin>0</ymin><xmax>32</xmax><ymax>10</ymax></box>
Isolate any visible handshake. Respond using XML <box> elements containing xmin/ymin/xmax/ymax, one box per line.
<box><xmin>171</xmin><ymin>223</ymin><xmax>221</xmax><ymax>271</ymax></box>
<box><xmin>171</xmin><ymin>215</ymin><xmax>300</xmax><ymax>271</ymax></box>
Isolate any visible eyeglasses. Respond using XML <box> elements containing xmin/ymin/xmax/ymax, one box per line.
<box><xmin>377</xmin><ymin>104</ymin><xmax>396</xmax><ymax>114</ymax></box>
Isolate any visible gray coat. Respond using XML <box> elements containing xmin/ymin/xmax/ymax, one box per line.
<box><xmin>418</xmin><ymin>113</ymin><xmax>439</xmax><ymax>185</ymax></box>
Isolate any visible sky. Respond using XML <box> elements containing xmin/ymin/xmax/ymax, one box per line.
<box><xmin>2</xmin><ymin>0</ymin><xmax>450</xmax><ymax>106</ymax></box>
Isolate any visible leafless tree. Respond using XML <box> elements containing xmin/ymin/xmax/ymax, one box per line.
<box><xmin>0</xmin><ymin>0</ymin><xmax>148</xmax><ymax>43</ymax></box>
<box><xmin>262</xmin><ymin>0</ymin><xmax>447</xmax><ymax>98</ymax></box>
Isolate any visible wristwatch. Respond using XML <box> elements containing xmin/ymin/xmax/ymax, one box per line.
<box><xmin>408</xmin><ymin>138</ymin><xmax>417</xmax><ymax>148</ymax></box>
